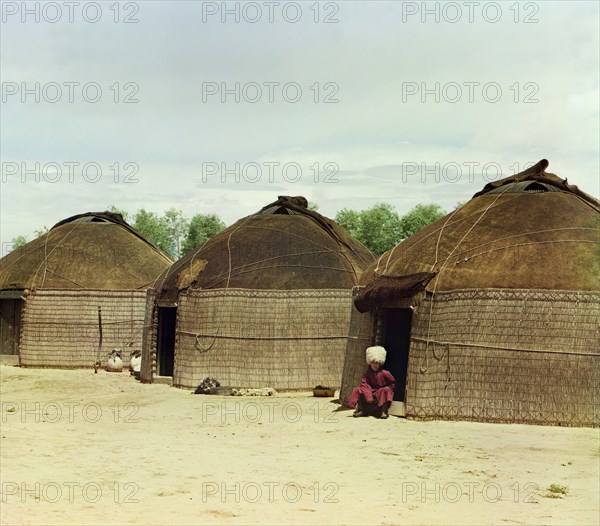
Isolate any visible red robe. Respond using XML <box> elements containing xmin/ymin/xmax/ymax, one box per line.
<box><xmin>348</xmin><ymin>368</ymin><xmax>396</xmax><ymax>408</ymax></box>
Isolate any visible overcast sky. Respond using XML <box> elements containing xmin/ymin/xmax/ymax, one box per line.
<box><xmin>1</xmin><ymin>0</ymin><xmax>598</xmax><ymax>253</ymax></box>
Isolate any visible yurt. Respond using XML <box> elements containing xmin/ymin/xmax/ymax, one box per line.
<box><xmin>340</xmin><ymin>160</ymin><xmax>599</xmax><ymax>427</ymax></box>
<box><xmin>0</xmin><ymin>212</ymin><xmax>173</xmax><ymax>368</ymax></box>
<box><xmin>141</xmin><ymin>196</ymin><xmax>375</xmax><ymax>390</ymax></box>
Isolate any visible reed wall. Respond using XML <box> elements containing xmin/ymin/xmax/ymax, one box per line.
<box><xmin>407</xmin><ymin>289</ymin><xmax>600</xmax><ymax>426</ymax></box>
<box><xmin>171</xmin><ymin>288</ymin><xmax>353</xmax><ymax>390</ymax></box>
<box><xmin>20</xmin><ymin>289</ymin><xmax>147</xmax><ymax>368</ymax></box>
<box><xmin>341</xmin><ymin>289</ymin><xmax>600</xmax><ymax>427</ymax></box>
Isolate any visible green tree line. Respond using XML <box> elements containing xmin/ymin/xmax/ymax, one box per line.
<box><xmin>105</xmin><ymin>206</ymin><xmax>226</xmax><ymax>260</ymax></box>
<box><xmin>9</xmin><ymin>202</ymin><xmax>447</xmax><ymax>259</ymax></box>
<box><xmin>335</xmin><ymin>203</ymin><xmax>446</xmax><ymax>256</ymax></box>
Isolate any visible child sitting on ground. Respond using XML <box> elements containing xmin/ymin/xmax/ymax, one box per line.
<box><xmin>347</xmin><ymin>346</ymin><xmax>395</xmax><ymax>419</ymax></box>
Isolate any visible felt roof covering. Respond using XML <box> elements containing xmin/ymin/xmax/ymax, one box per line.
<box><xmin>0</xmin><ymin>212</ymin><xmax>173</xmax><ymax>291</ymax></box>
<box><xmin>155</xmin><ymin>196</ymin><xmax>375</xmax><ymax>302</ymax></box>
<box><xmin>355</xmin><ymin>160</ymin><xmax>600</xmax><ymax>312</ymax></box>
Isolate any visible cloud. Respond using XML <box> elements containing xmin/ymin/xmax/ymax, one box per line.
<box><xmin>1</xmin><ymin>0</ymin><xmax>598</xmax><ymax>244</ymax></box>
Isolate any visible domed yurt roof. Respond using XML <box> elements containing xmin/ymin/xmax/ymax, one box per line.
<box><xmin>156</xmin><ymin>196</ymin><xmax>375</xmax><ymax>301</ymax></box>
<box><xmin>355</xmin><ymin>159</ymin><xmax>600</xmax><ymax>312</ymax></box>
<box><xmin>0</xmin><ymin>212</ymin><xmax>173</xmax><ymax>291</ymax></box>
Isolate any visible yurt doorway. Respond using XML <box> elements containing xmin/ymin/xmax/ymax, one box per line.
<box><xmin>383</xmin><ymin>308</ymin><xmax>412</xmax><ymax>401</ymax></box>
<box><xmin>157</xmin><ymin>307</ymin><xmax>176</xmax><ymax>377</ymax></box>
<box><xmin>0</xmin><ymin>297</ymin><xmax>22</xmax><ymax>356</ymax></box>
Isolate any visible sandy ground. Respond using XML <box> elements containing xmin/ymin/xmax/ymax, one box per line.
<box><xmin>0</xmin><ymin>365</ymin><xmax>598</xmax><ymax>526</ymax></box>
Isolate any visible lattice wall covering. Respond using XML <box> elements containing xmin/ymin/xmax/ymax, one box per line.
<box><xmin>407</xmin><ymin>289</ymin><xmax>600</xmax><ymax>426</ymax></box>
<box><xmin>170</xmin><ymin>289</ymin><xmax>354</xmax><ymax>390</ymax></box>
<box><xmin>20</xmin><ymin>289</ymin><xmax>147</xmax><ymax>368</ymax></box>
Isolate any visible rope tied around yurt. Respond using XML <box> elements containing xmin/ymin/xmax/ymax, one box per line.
<box><xmin>258</xmin><ymin>195</ymin><xmax>372</xmax><ymax>282</ymax></box>
<box><xmin>421</xmin><ymin>182</ymin><xmax>518</xmax><ymax>368</ymax></box>
<box><xmin>419</xmin><ymin>340</ymin><xmax>450</xmax><ymax>375</ymax></box>
<box><xmin>376</xmin><ymin>195</ymin><xmax>522</xmax><ymax>277</ymax></box>
<box><xmin>40</xmin><ymin>268</ymin><xmax>87</xmax><ymax>289</ymax></box>
<box><xmin>423</xmin><ymin>225</ymin><xmax>599</xmax><ymax>269</ymax></box>
<box><xmin>203</xmin><ymin>260</ymin><xmax>356</xmax><ymax>288</ymax></box>
<box><xmin>412</xmin><ymin>337</ymin><xmax>600</xmax><ymax>357</ymax></box>
<box><xmin>451</xmin><ymin>239</ymin><xmax>599</xmax><ymax>266</ymax></box>
<box><xmin>95</xmin><ymin>305</ymin><xmax>103</xmax><ymax>372</ymax></box>
<box><xmin>195</xmin><ymin>330</ymin><xmax>218</xmax><ymax>353</ymax></box>
<box><xmin>177</xmin><ymin>329</ymin><xmax>348</xmax><ymax>342</ymax></box>
<box><xmin>31</xmin><ymin>221</ymin><xmax>82</xmax><ymax>289</ymax></box>
<box><xmin>200</xmin><ymin>218</ymin><xmax>364</xmax><ymax>288</ymax></box>
<box><xmin>170</xmin><ymin>214</ymin><xmax>256</xmax><ymax>356</ymax></box>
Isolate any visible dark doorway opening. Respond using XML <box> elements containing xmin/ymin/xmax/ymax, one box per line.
<box><xmin>0</xmin><ymin>299</ymin><xmax>23</xmax><ymax>355</ymax></box>
<box><xmin>157</xmin><ymin>307</ymin><xmax>176</xmax><ymax>377</ymax></box>
<box><xmin>383</xmin><ymin>308</ymin><xmax>413</xmax><ymax>401</ymax></box>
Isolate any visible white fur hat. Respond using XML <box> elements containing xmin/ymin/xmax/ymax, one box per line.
<box><xmin>366</xmin><ymin>346</ymin><xmax>387</xmax><ymax>364</ymax></box>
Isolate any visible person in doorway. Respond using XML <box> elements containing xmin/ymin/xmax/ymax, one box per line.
<box><xmin>347</xmin><ymin>346</ymin><xmax>395</xmax><ymax>419</ymax></box>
